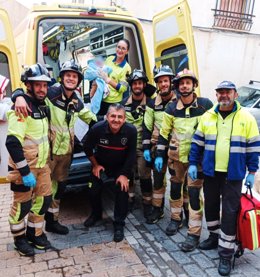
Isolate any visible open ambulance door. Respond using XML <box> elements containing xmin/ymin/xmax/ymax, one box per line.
<box><xmin>0</xmin><ymin>8</ymin><xmax>20</xmax><ymax>182</ymax></box>
<box><xmin>153</xmin><ymin>0</ymin><xmax>200</xmax><ymax>95</ymax></box>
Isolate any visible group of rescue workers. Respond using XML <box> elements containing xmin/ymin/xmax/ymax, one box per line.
<box><xmin>2</xmin><ymin>38</ymin><xmax>260</xmax><ymax>277</ymax></box>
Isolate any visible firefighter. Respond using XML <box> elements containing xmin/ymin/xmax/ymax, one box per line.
<box><xmin>121</xmin><ymin>69</ymin><xmax>155</xmax><ymax>218</ymax></box>
<box><xmin>83</xmin><ymin>104</ymin><xmax>137</xmax><ymax>242</ymax></box>
<box><xmin>188</xmin><ymin>81</ymin><xmax>260</xmax><ymax>276</ymax></box>
<box><xmin>11</xmin><ymin>60</ymin><xmax>97</xmax><ymax>235</ymax></box>
<box><xmin>142</xmin><ymin>65</ymin><xmax>176</xmax><ymax>224</ymax></box>
<box><xmin>155</xmin><ymin>69</ymin><xmax>213</xmax><ymax>249</ymax></box>
<box><xmin>6</xmin><ymin>64</ymin><xmax>52</xmax><ymax>256</ymax></box>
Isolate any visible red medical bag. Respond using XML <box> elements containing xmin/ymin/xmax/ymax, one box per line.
<box><xmin>236</xmin><ymin>188</ymin><xmax>260</xmax><ymax>251</ymax></box>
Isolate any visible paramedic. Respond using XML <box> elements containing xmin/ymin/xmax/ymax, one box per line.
<box><xmin>188</xmin><ymin>81</ymin><xmax>260</xmax><ymax>276</ymax></box>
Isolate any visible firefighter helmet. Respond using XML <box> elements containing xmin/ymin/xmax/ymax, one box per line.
<box><xmin>127</xmin><ymin>69</ymin><xmax>149</xmax><ymax>85</ymax></box>
<box><xmin>21</xmin><ymin>63</ymin><xmax>51</xmax><ymax>83</ymax></box>
<box><xmin>173</xmin><ymin>68</ymin><xmax>198</xmax><ymax>88</ymax></box>
<box><xmin>59</xmin><ymin>60</ymin><xmax>83</xmax><ymax>86</ymax></box>
<box><xmin>154</xmin><ymin>65</ymin><xmax>175</xmax><ymax>83</ymax></box>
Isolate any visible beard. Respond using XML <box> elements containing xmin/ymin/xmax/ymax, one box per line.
<box><xmin>219</xmin><ymin>99</ymin><xmax>234</xmax><ymax>107</ymax></box>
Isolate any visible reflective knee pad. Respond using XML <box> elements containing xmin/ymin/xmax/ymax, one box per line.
<box><xmin>170</xmin><ymin>182</ymin><xmax>182</xmax><ymax>200</ymax></box>
<box><xmin>188</xmin><ymin>187</ymin><xmax>201</xmax><ymax>211</ymax></box>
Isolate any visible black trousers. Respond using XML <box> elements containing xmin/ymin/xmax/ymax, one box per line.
<box><xmin>89</xmin><ymin>175</ymin><xmax>129</xmax><ymax>227</ymax></box>
<box><xmin>203</xmin><ymin>172</ymin><xmax>242</xmax><ymax>259</ymax></box>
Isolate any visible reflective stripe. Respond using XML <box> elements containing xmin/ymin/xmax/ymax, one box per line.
<box><xmin>205</xmin><ymin>134</ymin><xmax>217</xmax><ymax>140</ymax></box>
<box><xmin>153</xmin><ymin>193</ymin><xmax>164</xmax><ymax>199</ymax></box>
<box><xmin>230</xmin><ymin>146</ymin><xmax>246</xmax><ymax>153</ymax></box>
<box><xmin>143</xmin><ymin>140</ymin><xmax>150</xmax><ymax>145</ymax></box>
<box><xmin>248</xmin><ymin>135</ymin><xmax>260</xmax><ymax>143</ymax></box>
<box><xmin>248</xmin><ymin>210</ymin><xmax>259</xmax><ymax>249</ymax></box>
<box><xmin>192</xmin><ymin>138</ymin><xmax>204</xmax><ymax>146</ymax></box>
<box><xmin>171</xmin><ymin>207</ymin><xmax>182</xmax><ymax>213</ymax></box>
<box><xmin>189</xmin><ymin>219</ymin><xmax>202</xmax><ymax>227</ymax></box>
<box><xmin>231</xmin><ymin>136</ymin><xmax>246</xmax><ymax>143</ymax></box>
<box><xmin>195</xmin><ymin>130</ymin><xmax>204</xmax><ymax>137</ymax></box>
<box><xmin>50</xmin><ymin>125</ymin><xmax>73</xmax><ymax>133</ymax></box>
<box><xmin>27</xmin><ymin>221</ymin><xmax>44</xmax><ymax>228</ymax></box>
<box><xmin>119</xmin><ymin>80</ymin><xmax>128</xmax><ymax>87</ymax></box>
<box><xmin>183</xmin><ymin>198</ymin><xmax>189</xmax><ymax>203</ymax></box>
<box><xmin>211</xmin><ymin>229</ymin><xmax>220</xmax><ymax>234</ymax></box>
<box><xmin>48</xmin><ymin>207</ymin><xmax>59</xmax><ymax>213</ymax></box>
<box><xmin>219</xmin><ymin>239</ymin><xmax>235</xmax><ymax>249</ymax></box>
<box><xmin>15</xmin><ymin>159</ymin><xmax>28</xmax><ymax>169</ymax></box>
<box><xmin>247</xmin><ymin>146</ymin><xmax>260</xmax><ymax>153</ymax></box>
<box><xmin>220</xmin><ymin>230</ymin><xmax>235</xmax><ymax>241</ymax></box>
<box><xmin>10</xmin><ymin>221</ymin><xmax>25</xmax><ymax>231</ymax></box>
<box><xmin>205</xmin><ymin>144</ymin><xmax>215</xmax><ymax>151</ymax></box>
<box><xmin>157</xmin><ymin>145</ymin><xmax>166</xmax><ymax>150</ymax></box>
<box><xmin>143</xmin><ymin>196</ymin><xmax>152</xmax><ymax>201</ymax></box>
<box><xmin>24</xmin><ymin>136</ymin><xmax>48</xmax><ymax>146</ymax></box>
<box><xmin>206</xmin><ymin>220</ymin><xmax>220</xmax><ymax>227</ymax></box>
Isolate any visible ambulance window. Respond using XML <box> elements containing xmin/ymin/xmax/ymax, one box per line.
<box><xmin>0</xmin><ymin>52</ymin><xmax>12</xmax><ymax>96</ymax></box>
<box><xmin>160</xmin><ymin>44</ymin><xmax>188</xmax><ymax>74</ymax></box>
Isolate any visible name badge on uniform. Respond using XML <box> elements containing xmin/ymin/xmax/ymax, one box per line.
<box><xmin>155</xmin><ymin>105</ymin><xmax>163</xmax><ymax>110</ymax></box>
<box><xmin>33</xmin><ymin>113</ymin><xmax>41</xmax><ymax>118</ymax></box>
<box><xmin>100</xmin><ymin>138</ymin><xmax>109</xmax><ymax>145</ymax></box>
<box><xmin>124</xmin><ymin>106</ymin><xmax>131</xmax><ymax>112</ymax></box>
<box><xmin>56</xmin><ymin>99</ymin><xmax>65</xmax><ymax>107</ymax></box>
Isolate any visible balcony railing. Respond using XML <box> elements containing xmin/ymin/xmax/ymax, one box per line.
<box><xmin>212</xmin><ymin>0</ymin><xmax>255</xmax><ymax>31</ymax></box>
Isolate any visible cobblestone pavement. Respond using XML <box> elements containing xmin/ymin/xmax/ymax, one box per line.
<box><xmin>0</xmin><ymin>183</ymin><xmax>260</xmax><ymax>277</ymax></box>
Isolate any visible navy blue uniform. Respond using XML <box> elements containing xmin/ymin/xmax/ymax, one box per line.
<box><xmin>84</xmin><ymin>120</ymin><xmax>137</xmax><ymax>226</ymax></box>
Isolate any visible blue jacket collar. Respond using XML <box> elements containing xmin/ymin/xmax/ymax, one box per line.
<box><xmin>112</xmin><ymin>55</ymin><xmax>127</xmax><ymax>68</ymax></box>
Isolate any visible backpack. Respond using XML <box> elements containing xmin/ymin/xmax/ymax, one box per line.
<box><xmin>235</xmin><ymin>187</ymin><xmax>260</xmax><ymax>259</ymax></box>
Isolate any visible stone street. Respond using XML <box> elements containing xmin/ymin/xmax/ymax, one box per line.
<box><xmin>0</xmin><ymin>182</ymin><xmax>259</xmax><ymax>277</ymax></box>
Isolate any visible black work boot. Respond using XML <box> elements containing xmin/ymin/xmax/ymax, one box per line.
<box><xmin>45</xmin><ymin>221</ymin><xmax>69</xmax><ymax>235</ymax></box>
<box><xmin>14</xmin><ymin>235</ymin><xmax>35</xmax><ymax>256</ymax></box>
<box><xmin>146</xmin><ymin>206</ymin><xmax>164</xmax><ymax>224</ymax></box>
<box><xmin>113</xmin><ymin>225</ymin><xmax>124</xmax><ymax>243</ymax></box>
<box><xmin>27</xmin><ymin>232</ymin><xmax>51</xmax><ymax>250</ymax></box>
<box><xmin>143</xmin><ymin>203</ymin><xmax>153</xmax><ymax>219</ymax></box>
<box><xmin>218</xmin><ymin>257</ymin><xmax>231</xmax><ymax>276</ymax></box>
<box><xmin>84</xmin><ymin>213</ymin><xmax>102</xmax><ymax>227</ymax></box>
<box><xmin>199</xmin><ymin>233</ymin><xmax>218</xmax><ymax>250</ymax></box>
<box><xmin>179</xmin><ymin>234</ymin><xmax>200</xmax><ymax>252</ymax></box>
<box><xmin>165</xmin><ymin>219</ymin><xmax>183</xmax><ymax>236</ymax></box>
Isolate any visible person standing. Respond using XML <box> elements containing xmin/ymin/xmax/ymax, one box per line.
<box><xmin>12</xmin><ymin>60</ymin><xmax>97</xmax><ymax>235</ymax></box>
<box><xmin>155</xmin><ymin>69</ymin><xmax>213</xmax><ymax>249</ymax></box>
<box><xmin>121</xmin><ymin>69</ymin><xmax>155</xmax><ymax>218</ymax></box>
<box><xmin>97</xmin><ymin>39</ymin><xmax>131</xmax><ymax>115</ymax></box>
<box><xmin>83</xmin><ymin>104</ymin><xmax>137</xmax><ymax>242</ymax></box>
<box><xmin>188</xmin><ymin>81</ymin><xmax>260</xmax><ymax>276</ymax></box>
<box><xmin>142</xmin><ymin>65</ymin><xmax>176</xmax><ymax>224</ymax></box>
<box><xmin>6</xmin><ymin>64</ymin><xmax>52</xmax><ymax>256</ymax></box>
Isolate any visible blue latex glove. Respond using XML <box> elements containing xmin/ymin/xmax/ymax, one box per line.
<box><xmin>155</xmin><ymin>157</ymin><xmax>163</xmax><ymax>172</ymax></box>
<box><xmin>188</xmin><ymin>165</ymin><xmax>197</xmax><ymax>181</ymax></box>
<box><xmin>22</xmin><ymin>172</ymin><xmax>36</xmax><ymax>188</ymax></box>
<box><xmin>143</xmin><ymin>150</ymin><xmax>152</xmax><ymax>162</ymax></box>
<box><xmin>245</xmin><ymin>173</ymin><xmax>255</xmax><ymax>189</ymax></box>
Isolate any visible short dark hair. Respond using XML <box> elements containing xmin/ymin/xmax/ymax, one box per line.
<box><xmin>117</xmin><ymin>38</ymin><xmax>130</xmax><ymax>50</ymax></box>
<box><xmin>107</xmin><ymin>103</ymin><xmax>126</xmax><ymax>116</ymax></box>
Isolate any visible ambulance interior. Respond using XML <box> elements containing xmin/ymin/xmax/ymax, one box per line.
<box><xmin>37</xmin><ymin>18</ymin><xmax>142</xmax><ymax>100</ymax></box>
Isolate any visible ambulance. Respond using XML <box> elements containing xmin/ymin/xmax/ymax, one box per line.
<box><xmin>14</xmin><ymin>0</ymin><xmax>198</xmax><ymax>97</ymax></box>
<box><xmin>0</xmin><ymin>8</ymin><xmax>20</xmax><ymax>181</ymax></box>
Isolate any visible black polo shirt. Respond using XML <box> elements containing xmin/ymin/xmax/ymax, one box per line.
<box><xmin>84</xmin><ymin>120</ymin><xmax>137</xmax><ymax>178</ymax></box>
